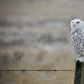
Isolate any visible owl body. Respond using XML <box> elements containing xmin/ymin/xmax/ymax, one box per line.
<box><xmin>71</xmin><ymin>28</ymin><xmax>84</xmax><ymax>57</ymax></box>
<box><xmin>70</xmin><ymin>19</ymin><xmax>84</xmax><ymax>62</ymax></box>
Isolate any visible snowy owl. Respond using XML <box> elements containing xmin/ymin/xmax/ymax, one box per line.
<box><xmin>70</xmin><ymin>19</ymin><xmax>84</xmax><ymax>62</ymax></box>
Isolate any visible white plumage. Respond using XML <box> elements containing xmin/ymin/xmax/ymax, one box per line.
<box><xmin>70</xmin><ymin>19</ymin><xmax>84</xmax><ymax>62</ymax></box>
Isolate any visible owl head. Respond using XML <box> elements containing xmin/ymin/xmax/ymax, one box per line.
<box><xmin>70</xmin><ymin>19</ymin><xmax>84</xmax><ymax>30</ymax></box>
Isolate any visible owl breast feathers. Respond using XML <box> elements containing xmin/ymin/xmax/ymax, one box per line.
<box><xmin>71</xmin><ymin>29</ymin><xmax>84</xmax><ymax>58</ymax></box>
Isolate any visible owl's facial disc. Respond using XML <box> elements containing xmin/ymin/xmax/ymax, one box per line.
<box><xmin>70</xmin><ymin>19</ymin><xmax>84</xmax><ymax>30</ymax></box>
<box><xmin>73</xmin><ymin>21</ymin><xmax>80</xmax><ymax>27</ymax></box>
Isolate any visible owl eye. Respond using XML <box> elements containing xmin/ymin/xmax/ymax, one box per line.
<box><xmin>76</xmin><ymin>22</ymin><xmax>80</xmax><ymax>24</ymax></box>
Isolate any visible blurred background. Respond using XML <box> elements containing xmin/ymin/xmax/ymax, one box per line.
<box><xmin>0</xmin><ymin>0</ymin><xmax>84</xmax><ymax>84</ymax></box>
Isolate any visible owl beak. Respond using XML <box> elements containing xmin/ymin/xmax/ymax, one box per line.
<box><xmin>73</xmin><ymin>25</ymin><xmax>75</xmax><ymax>27</ymax></box>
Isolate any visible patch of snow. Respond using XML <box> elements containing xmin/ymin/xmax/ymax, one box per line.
<box><xmin>42</xmin><ymin>45</ymin><xmax>55</xmax><ymax>52</ymax></box>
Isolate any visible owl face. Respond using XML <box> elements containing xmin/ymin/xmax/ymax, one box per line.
<box><xmin>70</xmin><ymin>19</ymin><xmax>84</xmax><ymax>30</ymax></box>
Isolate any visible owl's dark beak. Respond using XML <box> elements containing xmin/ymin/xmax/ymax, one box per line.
<box><xmin>73</xmin><ymin>25</ymin><xmax>75</xmax><ymax>27</ymax></box>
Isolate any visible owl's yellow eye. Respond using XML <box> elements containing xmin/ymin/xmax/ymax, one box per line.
<box><xmin>76</xmin><ymin>22</ymin><xmax>80</xmax><ymax>24</ymax></box>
